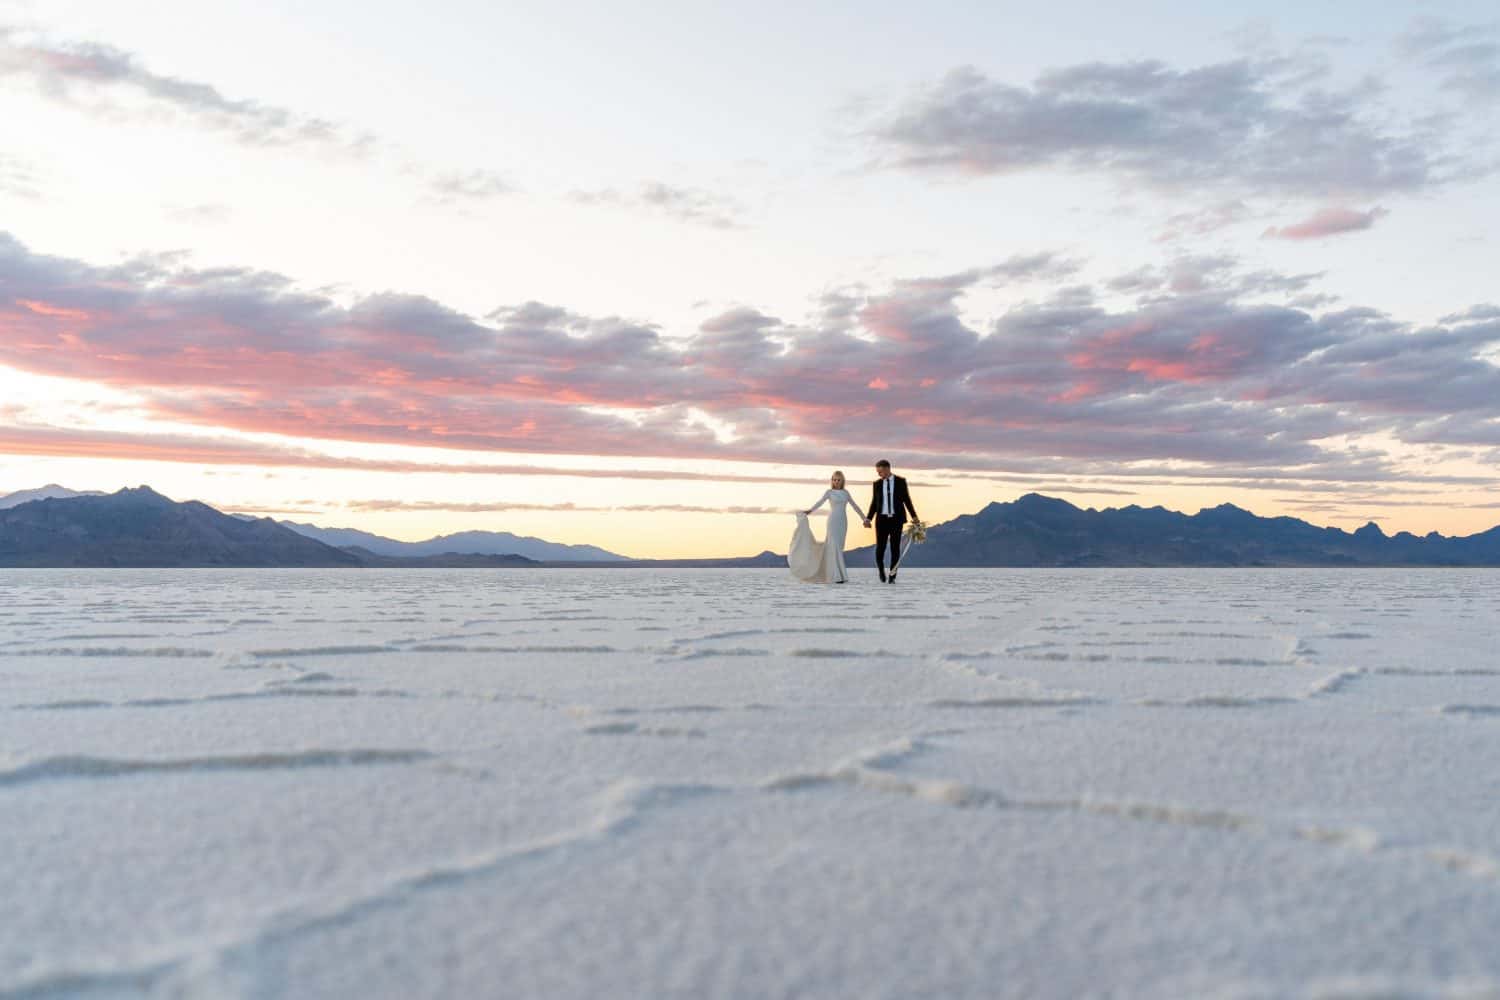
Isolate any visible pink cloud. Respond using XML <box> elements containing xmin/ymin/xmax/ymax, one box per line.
<box><xmin>16</xmin><ymin>298</ymin><xmax>89</xmax><ymax>319</ymax></box>
<box><xmin>1262</xmin><ymin>206</ymin><xmax>1387</xmax><ymax>240</ymax></box>
<box><xmin>3</xmin><ymin>230</ymin><xmax>1500</xmax><ymax>478</ymax></box>
<box><xmin>0</xmin><ymin>425</ymin><xmax>821</xmax><ymax>483</ymax></box>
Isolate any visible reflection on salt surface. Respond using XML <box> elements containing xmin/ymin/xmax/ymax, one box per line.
<box><xmin>2</xmin><ymin>568</ymin><xmax>1500</xmax><ymax>998</ymax></box>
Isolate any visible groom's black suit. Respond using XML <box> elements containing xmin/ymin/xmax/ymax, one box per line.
<box><xmin>866</xmin><ymin>475</ymin><xmax>918</xmax><ymax>577</ymax></box>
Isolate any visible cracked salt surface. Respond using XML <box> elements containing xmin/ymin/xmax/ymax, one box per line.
<box><xmin>2</xmin><ymin>568</ymin><xmax>1500</xmax><ymax>999</ymax></box>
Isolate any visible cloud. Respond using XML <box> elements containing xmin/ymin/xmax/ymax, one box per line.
<box><xmin>1105</xmin><ymin>253</ymin><xmax>1322</xmax><ymax>300</ymax></box>
<box><xmin>0</xmin><ymin>25</ymin><xmax>376</xmax><ymax>154</ymax></box>
<box><xmin>345</xmin><ymin>500</ymin><xmax>586</xmax><ymax>513</ymax></box>
<box><xmin>570</xmin><ymin>181</ymin><xmax>744</xmax><ymax>229</ymax></box>
<box><xmin>0</xmin><ymin>422</ymin><xmax>822</xmax><ymax>484</ymax></box>
<box><xmin>869</xmin><ymin>56</ymin><xmax>1453</xmax><ymax>199</ymax></box>
<box><xmin>1441</xmin><ymin>304</ymin><xmax>1500</xmax><ymax>325</ymax></box>
<box><xmin>938</xmin><ymin>477</ymin><xmax>1139</xmax><ymax>497</ymax></box>
<box><xmin>426</xmin><ymin>169</ymin><xmax>512</xmax><ymax>204</ymax></box>
<box><xmin>1156</xmin><ymin>200</ymin><xmax>1253</xmax><ymax>241</ymax></box>
<box><xmin>1399</xmin><ymin>19</ymin><xmax>1500</xmax><ymax>102</ymax></box>
<box><xmin>4</xmin><ymin>229</ymin><xmax>1500</xmax><ymax>481</ymax></box>
<box><xmin>0</xmin><ymin>150</ymin><xmax>41</xmax><ymax>199</ymax></box>
<box><xmin>0</xmin><ymin>25</ymin><xmax>514</xmax><ymax>200</ymax></box>
<box><xmin>1263</xmin><ymin>205</ymin><xmax>1387</xmax><ymax>240</ymax></box>
<box><xmin>343</xmin><ymin>499</ymin><xmax>789</xmax><ymax>515</ymax></box>
<box><xmin>164</xmin><ymin>202</ymin><xmax>231</xmax><ymax>224</ymax></box>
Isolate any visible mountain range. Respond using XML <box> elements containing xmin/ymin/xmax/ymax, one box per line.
<box><xmin>0</xmin><ymin>486</ymin><xmax>365</xmax><ymax>567</ymax></box>
<box><xmin>271</xmin><ymin>520</ymin><xmax>624</xmax><ymax>562</ymax></box>
<box><xmin>849</xmin><ymin>493</ymin><xmax>1500</xmax><ymax>567</ymax></box>
<box><xmin>0</xmin><ymin>486</ymin><xmax>621</xmax><ymax>562</ymax></box>
<box><xmin>4</xmin><ymin>485</ymin><xmax>1500</xmax><ymax>568</ymax></box>
<box><xmin>0</xmin><ymin>484</ymin><xmax>106</xmax><ymax>508</ymax></box>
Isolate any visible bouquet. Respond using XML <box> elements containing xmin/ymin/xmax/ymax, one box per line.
<box><xmin>904</xmin><ymin>518</ymin><xmax>927</xmax><ymax>544</ymax></box>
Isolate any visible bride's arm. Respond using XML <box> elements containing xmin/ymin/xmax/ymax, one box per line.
<box><xmin>804</xmin><ymin>490</ymin><xmax>830</xmax><ymax>515</ymax></box>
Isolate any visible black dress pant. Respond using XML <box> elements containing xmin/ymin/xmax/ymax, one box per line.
<box><xmin>874</xmin><ymin>515</ymin><xmax>903</xmax><ymax>571</ymax></box>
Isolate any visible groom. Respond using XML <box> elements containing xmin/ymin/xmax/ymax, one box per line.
<box><xmin>862</xmin><ymin>459</ymin><xmax>919</xmax><ymax>583</ymax></box>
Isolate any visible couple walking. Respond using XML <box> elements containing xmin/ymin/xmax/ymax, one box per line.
<box><xmin>788</xmin><ymin>460</ymin><xmax>920</xmax><ymax>585</ymax></box>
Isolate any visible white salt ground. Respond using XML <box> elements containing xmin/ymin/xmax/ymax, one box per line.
<box><xmin>1</xmin><ymin>567</ymin><xmax>1499</xmax><ymax>999</ymax></box>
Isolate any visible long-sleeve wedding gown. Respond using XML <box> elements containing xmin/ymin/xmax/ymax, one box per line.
<box><xmin>788</xmin><ymin>488</ymin><xmax>859</xmax><ymax>584</ymax></box>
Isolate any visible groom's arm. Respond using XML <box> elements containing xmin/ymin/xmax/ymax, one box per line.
<box><xmin>866</xmin><ymin>482</ymin><xmax>880</xmax><ymax>522</ymax></box>
<box><xmin>901</xmin><ymin>478</ymin><xmax>919</xmax><ymax>521</ymax></box>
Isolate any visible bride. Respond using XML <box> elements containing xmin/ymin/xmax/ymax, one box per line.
<box><xmin>788</xmin><ymin>471</ymin><xmax>862</xmax><ymax>584</ymax></box>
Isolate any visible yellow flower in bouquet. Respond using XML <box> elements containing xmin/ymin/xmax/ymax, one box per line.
<box><xmin>905</xmin><ymin>519</ymin><xmax>927</xmax><ymax>543</ymax></box>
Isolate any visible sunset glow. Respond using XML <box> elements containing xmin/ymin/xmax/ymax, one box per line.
<box><xmin>3</xmin><ymin>2</ymin><xmax>1499</xmax><ymax>556</ymax></box>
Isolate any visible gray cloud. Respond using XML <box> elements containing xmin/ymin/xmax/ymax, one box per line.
<box><xmin>0</xmin><ymin>150</ymin><xmax>40</xmax><ymax>199</ymax></box>
<box><xmin>871</xmin><ymin>55</ymin><xmax>1456</xmax><ymax>198</ymax></box>
<box><xmin>1156</xmin><ymin>200</ymin><xmax>1253</xmax><ymax>241</ymax></box>
<box><xmin>164</xmin><ymin>202</ymin><xmax>231</xmax><ymax>224</ymax></box>
<box><xmin>426</xmin><ymin>169</ymin><xmax>512</xmax><ymax>204</ymax></box>
<box><xmin>0</xmin><ymin>26</ymin><xmax>377</xmax><ymax>154</ymax></box>
<box><xmin>1441</xmin><ymin>304</ymin><xmax>1500</xmax><ymax>325</ymax></box>
<box><xmin>570</xmin><ymin>181</ymin><xmax>744</xmax><ymax>229</ymax></box>
<box><xmin>0</xmin><ymin>25</ymin><xmax>516</xmax><ymax>201</ymax></box>
<box><xmin>1106</xmin><ymin>253</ymin><xmax>1323</xmax><ymax>300</ymax></box>
<box><xmin>1399</xmin><ymin>19</ymin><xmax>1500</xmax><ymax>102</ymax></box>
<box><xmin>980</xmin><ymin>252</ymin><xmax>1083</xmax><ymax>285</ymax></box>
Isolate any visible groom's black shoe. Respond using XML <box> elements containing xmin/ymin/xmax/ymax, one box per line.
<box><xmin>877</xmin><ymin>567</ymin><xmax>887</xmax><ymax>583</ymax></box>
<box><xmin>888</xmin><ymin>567</ymin><xmax>898</xmax><ymax>583</ymax></box>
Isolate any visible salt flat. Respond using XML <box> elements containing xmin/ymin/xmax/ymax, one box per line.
<box><xmin>2</xmin><ymin>568</ymin><xmax>1499</xmax><ymax>1000</ymax></box>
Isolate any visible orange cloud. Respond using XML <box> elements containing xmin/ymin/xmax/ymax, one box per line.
<box><xmin>17</xmin><ymin>299</ymin><xmax>90</xmax><ymax>320</ymax></box>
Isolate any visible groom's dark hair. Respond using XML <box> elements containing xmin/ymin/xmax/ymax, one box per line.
<box><xmin>875</xmin><ymin>459</ymin><xmax>891</xmax><ymax>469</ymax></box>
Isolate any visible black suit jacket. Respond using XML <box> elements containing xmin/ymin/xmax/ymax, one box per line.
<box><xmin>867</xmin><ymin>475</ymin><xmax>918</xmax><ymax>524</ymax></box>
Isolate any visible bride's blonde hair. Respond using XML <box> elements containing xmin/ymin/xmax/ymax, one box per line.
<box><xmin>831</xmin><ymin>470</ymin><xmax>845</xmax><ymax>488</ymax></box>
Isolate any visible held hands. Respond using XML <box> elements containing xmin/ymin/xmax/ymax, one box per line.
<box><xmin>862</xmin><ymin>519</ymin><xmax>871</xmax><ymax>528</ymax></box>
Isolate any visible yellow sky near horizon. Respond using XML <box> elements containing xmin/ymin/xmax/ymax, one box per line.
<box><xmin>5</xmin><ymin>400</ymin><xmax>1498</xmax><ymax>559</ymax></box>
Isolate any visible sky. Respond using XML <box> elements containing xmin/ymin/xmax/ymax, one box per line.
<box><xmin>2</xmin><ymin>0</ymin><xmax>1500</xmax><ymax>558</ymax></box>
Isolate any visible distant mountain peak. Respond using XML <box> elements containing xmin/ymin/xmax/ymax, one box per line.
<box><xmin>276</xmin><ymin>520</ymin><xmax>628</xmax><ymax>562</ymax></box>
<box><xmin>109</xmin><ymin>485</ymin><xmax>176</xmax><ymax>506</ymax></box>
<box><xmin>1014</xmin><ymin>492</ymin><xmax>1076</xmax><ymax>509</ymax></box>
<box><xmin>0</xmin><ymin>484</ymin><xmax>107</xmax><ymax>509</ymax></box>
<box><xmin>1353</xmin><ymin>521</ymin><xmax>1386</xmax><ymax>540</ymax></box>
<box><xmin>0</xmin><ymin>485</ymin><xmax>360</xmax><ymax>567</ymax></box>
<box><xmin>1200</xmin><ymin>502</ymin><xmax>1252</xmax><ymax>516</ymax></box>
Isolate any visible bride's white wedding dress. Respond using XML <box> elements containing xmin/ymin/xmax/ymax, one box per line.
<box><xmin>788</xmin><ymin>488</ymin><xmax>859</xmax><ymax>584</ymax></box>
